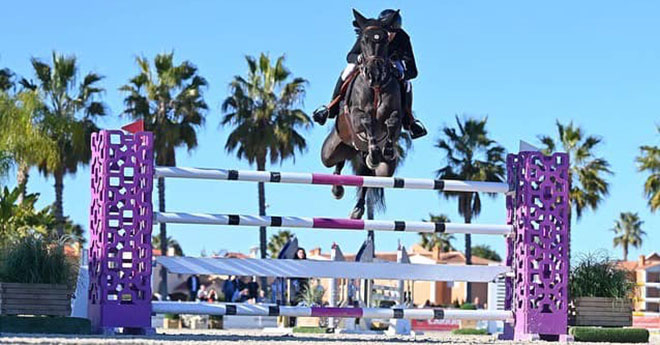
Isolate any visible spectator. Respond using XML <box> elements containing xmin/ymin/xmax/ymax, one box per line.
<box><xmin>257</xmin><ymin>289</ymin><xmax>267</xmax><ymax>303</ymax></box>
<box><xmin>292</xmin><ymin>247</ymin><xmax>309</xmax><ymax>304</ymax></box>
<box><xmin>245</xmin><ymin>276</ymin><xmax>259</xmax><ymax>301</ymax></box>
<box><xmin>271</xmin><ymin>279</ymin><xmax>285</xmax><ymax>304</ymax></box>
<box><xmin>207</xmin><ymin>288</ymin><xmax>218</xmax><ymax>302</ymax></box>
<box><xmin>232</xmin><ymin>286</ymin><xmax>250</xmax><ymax>302</ymax></box>
<box><xmin>222</xmin><ymin>275</ymin><xmax>244</xmax><ymax>302</ymax></box>
<box><xmin>186</xmin><ymin>275</ymin><xmax>201</xmax><ymax>301</ymax></box>
<box><xmin>196</xmin><ymin>284</ymin><xmax>208</xmax><ymax>301</ymax></box>
<box><xmin>294</xmin><ymin>248</ymin><xmax>307</xmax><ymax>260</ymax></box>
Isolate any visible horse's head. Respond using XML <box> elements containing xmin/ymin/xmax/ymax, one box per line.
<box><xmin>353</xmin><ymin>9</ymin><xmax>398</xmax><ymax>88</ymax></box>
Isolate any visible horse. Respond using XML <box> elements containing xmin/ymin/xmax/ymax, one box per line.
<box><xmin>321</xmin><ymin>10</ymin><xmax>404</xmax><ymax>219</ymax></box>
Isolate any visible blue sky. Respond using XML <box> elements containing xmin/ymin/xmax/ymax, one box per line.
<box><xmin>1</xmin><ymin>1</ymin><xmax>659</xmax><ymax>260</ymax></box>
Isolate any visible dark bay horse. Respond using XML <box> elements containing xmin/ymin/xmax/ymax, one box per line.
<box><xmin>321</xmin><ymin>10</ymin><xmax>403</xmax><ymax>219</ymax></box>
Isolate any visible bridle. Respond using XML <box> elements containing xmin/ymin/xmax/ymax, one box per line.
<box><xmin>358</xmin><ymin>25</ymin><xmax>393</xmax><ymax>122</ymax></box>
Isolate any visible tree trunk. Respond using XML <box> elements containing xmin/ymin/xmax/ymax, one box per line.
<box><xmin>464</xmin><ymin>195</ymin><xmax>473</xmax><ymax>304</ymax></box>
<box><xmin>54</xmin><ymin>170</ymin><xmax>64</xmax><ymax>238</ymax></box>
<box><xmin>256</xmin><ymin>157</ymin><xmax>268</xmax><ymax>293</ymax></box>
<box><xmin>623</xmin><ymin>245</ymin><xmax>628</xmax><ymax>262</ymax></box>
<box><xmin>16</xmin><ymin>162</ymin><xmax>29</xmax><ymax>204</ymax></box>
<box><xmin>158</xmin><ymin>177</ymin><xmax>168</xmax><ymax>299</ymax></box>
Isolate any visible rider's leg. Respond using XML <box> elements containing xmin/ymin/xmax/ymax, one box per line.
<box><xmin>313</xmin><ymin>63</ymin><xmax>357</xmax><ymax>124</ymax></box>
<box><xmin>401</xmin><ymin>82</ymin><xmax>427</xmax><ymax>139</ymax></box>
<box><xmin>328</xmin><ymin>76</ymin><xmax>343</xmax><ymax>118</ymax></box>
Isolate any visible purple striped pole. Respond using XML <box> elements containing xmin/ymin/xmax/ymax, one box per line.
<box><xmin>154</xmin><ymin>167</ymin><xmax>510</xmax><ymax>193</ymax></box>
<box><xmin>155</xmin><ymin>212</ymin><xmax>511</xmax><ymax>235</ymax></box>
<box><xmin>311</xmin><ymin>307</ymin><xmax>363</xmax><ymax>318</ymax></box>
<box><xmin>152</xmin><ymin>302</ymin><xmax>513</xmax><ymax>320</ymax></box>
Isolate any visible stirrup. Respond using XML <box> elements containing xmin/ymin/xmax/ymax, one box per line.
<box><xmin>410</xmin><ymin>120</ymin><xmax>427</xmax><ymax>139</ymax></box>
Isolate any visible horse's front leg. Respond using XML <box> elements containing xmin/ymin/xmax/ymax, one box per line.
<box><xmin>382</xmin><ymin>110</ymin><xmax>400</xmax><ymax>162</ymax></box>
<box><xmin>360</xmin><ymin>114</ymin><xmax>381</xmax><ymax>169</ymax></box>
<box><xmin>332</xmin><ymin>160</ymin><xmax>345</xmax><ymax>199</ymax></box>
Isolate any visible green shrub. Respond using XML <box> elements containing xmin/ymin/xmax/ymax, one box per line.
<box><xmin>292</xmin><ymin>326</ymin><xmax>331</xmax><ymax>334</ymax></box>
<box><xmin>164</xmin><ymin>313</ymin><xmax>180</xmax><ymax>320</ymax></box>
<box><xmin>569</xmin><ymin>327</ymin><xmax>649</xmax><ymax>343</ymax></box>
<box><xmin>0</xmin><ymin>236</ymin><xmax>77</xmax><ymax>286</ymax></box>
<box><xmin>451</xmin><ymin>328</ymin><xmax>488</xmax><ymax>335</ymax></box>
<box><xmin>570</xmin><ymin>252</ymin><xmax>634</xmax><ymax>298</ymax></box>
<box><xmin>459</xmin><ymin>303</ymin><xmax>477</xmax><ymax>310</ymax></box>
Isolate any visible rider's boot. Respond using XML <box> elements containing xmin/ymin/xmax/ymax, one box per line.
<box><xmin>313</xmin><ymin>76</ymin><xmax>343</xmax><ymax>125</ymax></box>
<box><xmin>401</xmin><ymin>82</ymin><xmax>427</xmax><ymax>139</ymax></box>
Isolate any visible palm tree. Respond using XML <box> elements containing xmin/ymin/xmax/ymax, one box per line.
<box><xmin>267</xmin><ymin>229</ymin><xmax>294</xmax><ymax>258</ymax></box>
<box><xmin>0</xmin><ymin>90</ymin><xmax>58</xmax><ymax>202</ymax></box>
<box><xmin>538</xmin><ymin>121</ymin><xmax>612</xmax><ymax>220</ymax></box>
<box><xmin>471</xmin><ymin>244</ymin><xmax>502</xmax><ymax>262</ymax></box>
<box><xmin>121</xmin><ymin>52</ymin><xmax>208</xmax><ymax>297</ymax></box>
<box><xmin>152</xmin><ymin>234</ymin><xmax>184</xmax><ymax>256</ymax></box>
<box><xmin>436</xmin><ymin>115</ymin><xmax>506</xmax><ymax>303</ymax></box>
<box><xmin>0</xmin><ymin>68</ymin><xmax>15</xmax><ymax>92</ymax></box>
<box><xmin>611</xmin><ymin>212</ymin><xmax>645</xmax><ymax>261</ymax></box>
<box><xmin>419</xmin><ymin>214</ymin><xmax>455</xmax><ymax>252</ymax></box>
<box><xmin>0</xmin><ymin>185</ymin><xmax>51</xmax><ymax>247</ymax></box>
<box><xmin>20</xmin><ymin>52</ymin><xmax>106</xmax><ymax>237</ymax></box>
<box><xmin>221</xmin><ymin>53</ymin><xmax>310</xmax><ymax>265</ymax></box>
<box><xmin>636</xmin><ymin>127</ymin><xmax>660</xmax><ymax>212</ymax></box>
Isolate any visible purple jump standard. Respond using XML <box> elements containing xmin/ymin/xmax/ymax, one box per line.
<box><xmin>89</xmin><ymin>130</ymin><xmax>570</xmax><ymax>340</ymax></box>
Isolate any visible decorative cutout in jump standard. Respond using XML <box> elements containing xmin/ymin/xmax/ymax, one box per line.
<box><xmin>88</xmin><ymin>130</ymin><xmax>570</xmax><ymax>341</ymax></box>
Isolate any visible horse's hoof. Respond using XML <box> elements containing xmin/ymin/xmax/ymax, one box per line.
<box><xmin>332</xmin><ymin>185</ymin><xmax>344</xmax><ymax>199</ymax></box>
<box><xmin>350</xmin><ymin>206</ymin><xmax>365</xmax><ymax>219</ymax></box>
<box><xmin>366</xmin><ymin>155</ymin><xmax>378</xmax><ymax>170</ymax></box>
<box><xmin>366</xmin><ymin>150</ymin><xmax>381</xmax><ymax>170</ymax></box>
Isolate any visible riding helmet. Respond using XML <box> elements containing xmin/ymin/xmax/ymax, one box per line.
<box><xmin>378</xmin><ymin>9</ymin><xmax>402</xmax><ymax>30</ymax></box>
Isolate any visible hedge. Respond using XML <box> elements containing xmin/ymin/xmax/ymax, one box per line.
<box><xmin>569</xmin><ymin>327</ymin><xmax>649</xmax><ymax>343</ymax></box>
<box><xmin>0</xmin><ymin>316</ymin><xmax>91</xmax><ymax>334</ymax></box>
<box><xmin>451</xmin><ymin>328</ymin><xmax>488</xmax><ymax>335</ymax></box>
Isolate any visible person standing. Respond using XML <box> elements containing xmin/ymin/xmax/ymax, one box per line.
<box><xmin>186</xmin><ymin>275</ymin><xmax>201</xmax><ymax>301</ymax></box>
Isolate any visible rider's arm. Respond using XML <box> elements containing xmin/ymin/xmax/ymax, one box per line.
<box><xmin>399</xmin><ymin>33</ymin><xmax>418</xmax><ymax>80</ymax></box>
<box><xmin>346</xmin><ymin>38</ymin><xmax>361</xmax><ymax>63</ymax></box>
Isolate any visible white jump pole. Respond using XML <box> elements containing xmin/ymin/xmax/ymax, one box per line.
<box><xmin>152</xmin><ymin>301</ymin><xmax>513</xmax><ymax>321</ymax></box>
<box><xmin>155</xmin><ymin>167</ymin><xmax>510</xmax><ymax>194</ymax></box>
<box><xmin>155</xmin><ymin>212</ymin><xmax>512</xmax><ymax>235</ymax></box>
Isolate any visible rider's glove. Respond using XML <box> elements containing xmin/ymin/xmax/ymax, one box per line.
<box><xmin>394</xmin><ymin>65</ymin><xmax>405</xmax><ymax>80</ymax></box>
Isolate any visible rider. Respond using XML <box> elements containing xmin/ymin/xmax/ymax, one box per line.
<box><xmin>313</xmin><ymin>9</ymin><xmax>427</xmax><ymax>139</ymax></box>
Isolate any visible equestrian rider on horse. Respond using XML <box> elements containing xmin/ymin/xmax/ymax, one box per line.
<box><xmin>313</xmin><ymin>9</ymin><xmax>427</xmax><ymax>139</ymax></box>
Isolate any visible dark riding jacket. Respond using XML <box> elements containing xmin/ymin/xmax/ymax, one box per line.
<box><xmin>346</xmin><ymin>28</ymin><xmax>418</xmax><ymax>80</ymax></box>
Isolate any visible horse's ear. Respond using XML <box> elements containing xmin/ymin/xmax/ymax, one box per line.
<box><xmin>352</xmin><ymin>9</ymin><xmax>368</xmax><ymax>28</ymax></box>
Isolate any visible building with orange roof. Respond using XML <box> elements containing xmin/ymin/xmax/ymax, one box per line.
<box><xmin>617</xmin><ymin>253</ymin><xmax>660</xmax><ymax>313</ymax></box>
